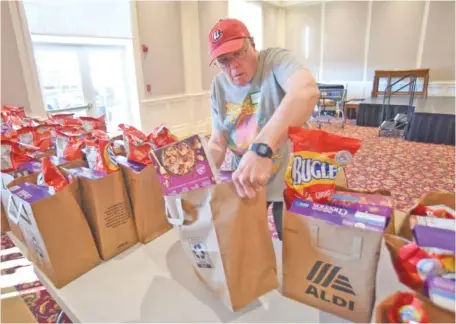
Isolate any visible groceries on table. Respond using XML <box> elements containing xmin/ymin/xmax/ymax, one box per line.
<box><xmin>0</xmin><ymin>105</ymin><xmax>453</xmax><ymax>323</ymax></box>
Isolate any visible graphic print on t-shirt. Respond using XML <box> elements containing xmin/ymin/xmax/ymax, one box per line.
<box><xmin>224</xmin><ymin>91</ymin><xmax>282</xmax><ymax>174</ymax></box>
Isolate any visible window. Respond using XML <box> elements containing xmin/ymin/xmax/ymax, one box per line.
<box><xmin>228</xmin><ymin>0</ymin><xmax>263</xmax><ymax>50</ymax></box>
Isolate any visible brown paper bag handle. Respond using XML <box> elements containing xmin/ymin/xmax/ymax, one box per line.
<box><xmin>165</xmin><ymin>196</ymin><xmax>185</xmax><ymax>226</ymax></box>
<box><xmin>310</xmin><ymin>226</ymin><xmax>362</xmax><ymax>261</ymax></box>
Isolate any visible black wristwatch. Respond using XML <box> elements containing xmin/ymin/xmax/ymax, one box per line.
<box><xmin>249</xmin><ymin>143</ymin><xmax>273</xmax><ymax>158</ymax></box>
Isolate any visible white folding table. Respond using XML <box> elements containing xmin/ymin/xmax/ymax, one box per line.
<box><xmin>9</xmin><ymin>230</ymin><xmax>356</xmax><ymax>323</ymax></box>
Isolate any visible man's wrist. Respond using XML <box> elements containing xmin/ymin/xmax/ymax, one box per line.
<box><xmin>249</xmin><ymin>143</ymin><xmax>273</xmax><ymax>158</ymax></box>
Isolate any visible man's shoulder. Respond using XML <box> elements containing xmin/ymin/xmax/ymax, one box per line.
<box><xmin>259</xmin><ymin>47</ymin><xmax>294</xmax><ymax>62</ymax></box>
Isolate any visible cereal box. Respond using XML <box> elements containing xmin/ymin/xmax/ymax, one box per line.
<box><xmin>150</xmin><ymin>134</ymin><xmax>217</xmax><ymax>196</ymax></box>
<box><xmin>328</xmin><ymin>191</ymin><xmax>393</xmax><ymax>218</ymax></box>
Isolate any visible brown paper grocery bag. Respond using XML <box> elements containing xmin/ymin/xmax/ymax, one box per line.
<box><xmin>398</xmin><ymin>192</ymin><xmax>455</xmax><ymax>240</ymax></box>
<box><xmin>166</xmin><ymin>183</ymin><xmax>278</xmax><ymax>312</ymax></box>
<box><xmin>119</xmin><ymin>163</ymin><xmax>171</xmax><ymax>244</ymax></box>
<box><xmin>74</xmin><ymin>169</ymin><xmax>138</xmax><ymax>260</ymax></box>
<box><xmin>1</xmin><ymin>203</ymin><xmax>9</xmax><ymax>232</ymax></box>
<box><xmin>282</xmin><ymin>188</ymin><xmax>391</xmax><ymax>323</ymax></box>
<box><xmin>6</xmin><ymin>174</ymin><xmax>101</xmax><ymax>288</ymax></box>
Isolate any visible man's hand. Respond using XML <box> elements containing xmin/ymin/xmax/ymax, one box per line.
<box><xmin>232</xmin><ymin>151</ymin><xmax>272</xmax><ymax>198</ymax></box>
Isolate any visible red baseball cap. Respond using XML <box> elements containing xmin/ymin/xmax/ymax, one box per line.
<box><xmin>208</xmin><ymin>18</ymin><xmax>252</xmax><ymax>64</ymax></box>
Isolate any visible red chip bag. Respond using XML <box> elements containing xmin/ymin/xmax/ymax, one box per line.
<box><xmin>85</xmin><ymin>138</ymin><xmax>119</xmax><ymax>174</ymax></box>
<box><xmin>55</xmin><ymin>129</ymin><xmax>85</xmax><ymax>161</ymax></box>
<box><xmin>118</xmin><ymin>124</ymin><xmax>153</xmax><ymax>164</ymax></box>
<box><xmin>2</xmin><ymin>106</ymin><xmax>26</xmax><ymax>118</ymax></box>
<box><xmin>285</xmin><ymin>127</ymin><xmax>361</xmax><ymax>204</ymax></box>
<box><xmin>80</xmin><ymin>115</ymin><xmax>107</xmax><ymax>132</ymax></box>
<box><xmin>1</xmin><ymin>140</ymin><xmax>39</xmax><ymax>172</ymax></box>
<box><xmin>40</xmin><ymin>156</ymin><xmax>69</xmax><ymax>192</ymax></box>
<box><xmin>393</xmin><ymin>243</ymin><xmax>443</xmax><ymax>290</ymax></box>
<box><xmin>33</xmin><ymin>124</ymin><xmax>55</xmax><ymax>151</ymax></box>
<box><xmin>411</xmin><ymin>203</ymin><xmax>455</xmax><ymax>219</ymax></box>
<box><xmin>50</xmin><ymin>113</ymin><xmax>75</xmax><ymax>124</ymax></box>
<box><xmin>90</xmin><ymin>129</ymin><xmax>109</xmax><ymax>140</ymax></box>
<box><xmin>387</xmin><ymin>292</ymin><xmax>428</xmax><ymax>323</ymax></box>
<box><xmin>148</xmin><ymin>124</ymin><xmax>178</xmax><ymax>149</ymax></box>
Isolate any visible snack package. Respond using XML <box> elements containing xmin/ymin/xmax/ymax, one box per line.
<box><xmin>85</xmin><ymin>138</ymin><xmax>119</xmax><ymax>174</ymax></box>
<box><xmin>33</xmin><ymin>124</ymin><xmax>56</xmax><ymax>151</ymax></box>
<box><xmin>424</xmin><ymin>275</ymin><xmax>455</xmax><ymax>312</ymax></box>
<box><xmin>80</xmin><ymin>115</ymin><xmax>107</xmax><ymax>132</ymax></box>
<box><xmin>119</xmin><ymin>124</ymin><xmax>153</xmax><ymax>164</ymax></box>
<box><xmin>285</xmin><ymin>127</ymin><xmax>361</xmax><ymax>204</ymax></box>
<box><xmin>411</xmin><ymin>216</ymin><xmax>455</xmax><ymax>253</ymax></box>
<box><xmin>387</xmin><ymin>292</ymin><xmax>428</xmax><ymax>323</ymax></box>
<box><xmin>149</xmin><ymin>124</ymin><xmax>178</xmax><ymax>149</ymax></box>
<box><xmin>328</xmin><ymin>191</ymin><xmax>393</xmax><ymax>218</ymax></box>
<box><xmin>1</xmin><ymin>123</ymin><xmax>17</xmax><ymax>141</ymax></box>
<box><xmin>16</xmin><ymin>126</ymin><xmax>35</xmax><ymax>146</ymax></box>
<box><xmin>412</xmin><ymin>204</ymin><xmax>455</xmax><ymax>219</ymax></box>
<box><xmin>150</xmin><ymin>134</ymin><xmax>218</xmax><ymax>196</ymax></box>
<box><xmin>37</xmin><ymin>157</ymin><xmax>69</xmax><ymax>192</ymax></box>
<box><xmin>50</xmin><ymin>113</ymin><xmax>75</xmax><ymax>124</ymax></box>
<box><xmin>288</xmin><ymin>198</ymin><xmax>388</xmax><ymax>232</ymax></box>
<box><xmin>1</xmin><ymin>140</ymin><xmax>39</xmax><ymax>172</ymax></box>
<box><xmin>394</xmin><ymin>243</ymin><xmax>444</xmax><ymax>290</ymax></box>
<box><xmin>55</xmin><ymin>128</ymin><xmax>86</xmax><ymax>161</ymax></box>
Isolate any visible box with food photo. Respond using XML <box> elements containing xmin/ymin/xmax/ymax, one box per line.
<box><xmin>149</xmin><ymin>134</ymin><xmax>218</xmax><ymax>196</ymax></box>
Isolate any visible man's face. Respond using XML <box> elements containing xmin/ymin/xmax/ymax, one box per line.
<box><xmin>215</xmin><ymin>41</ymin><xmax>257</xmax><ymax>86</ymax></box>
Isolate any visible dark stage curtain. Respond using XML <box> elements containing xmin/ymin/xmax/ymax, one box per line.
<box><xmin>406</xmin><ymin>113</ymin><xmax>455</xmax><ymax>146</ymax></box>
<box><xmin>356</xmin><ymin>103</ymin><xmax>415</xmax><ymax>127</ymax></box>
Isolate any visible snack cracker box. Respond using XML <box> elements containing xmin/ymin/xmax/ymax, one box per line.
<box><xmin>151</xmin><ymin>134</ymin><xmax>217</xmax><ymax>196</ymax></box>
<box><xmin>289</xmin><ymin>199</ymin><xmax>388</xmax><ymax>232</ymax></box>
<box><xmin>412</xmin><ymin>216</ymin><xmax>455</xmax><ymax>253</ymax></box>
<box><xmin>328</xmin><ymin>191</ymin><xmax>393</xmax><ymax>218</ymax></box>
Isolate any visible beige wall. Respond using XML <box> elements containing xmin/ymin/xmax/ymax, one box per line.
<box><xmin>323</xmin><ymin>1</ymin><xmax>367</xmax><ymax>81</ymax></box>
<box><xmin>198</xmin><ymin>0</ymin><xmax>228</xmax><ymax>91</ymax></box>
<box><xmin>1</xmin><ymin>1</ymin><xmax>31</xmax><ymax>110</ymax></box>
<box><xmin>263</xmin><ymin>3</ymin><xmax>280</xmax><ymax>49</ymax></box>
<box><xmin>285</xmin><ymin>3</ymin><xmax>321</xmax><ymax>78</ymax></box>
<box><xmin>136</xmin><ymin>1</ymin><xmax>185</xmax><ymax>97</ymax></box>
<box><xmin>422</xmin><ymin>0</ymin><xmax>455</xmax><ymax>81</ymax></box>
<box><xmin>367</xmin><ymin>1</ymin><xmax>424</xmax><ymax>80</ymax></box>
<box><xmin>284</xmin><ymin>1</ymin><xmax>455</xmax><ymax>84</ymax></box>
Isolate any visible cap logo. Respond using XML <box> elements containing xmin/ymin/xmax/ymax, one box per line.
<box><xmin>212</xmin><ymin>29</ymin><xmax>223</xmax><ymax>43</ymax></box>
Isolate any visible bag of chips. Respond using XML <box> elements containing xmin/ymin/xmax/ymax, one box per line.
<box><xmin>37</xmin><ymin>156</ymin><xmax>69</xmax><ymax>192</ymax></box>
<box><xmin>285</xmin><ymin>127</ymin><xmax>361</xmax><ymax>204</ymax></box>
<box><xmin>148</xmin><ymin>124</ymin><xmax>178</xmax><ymax>149</ymax></box>
<box><xmin>1</xmin><ymin>140</ymin><xmax>39</xmax><ymax>172</ymax></box>
<box><xmin>1</xmin><ymin>105</ymin><xmax>26</xmax><ymax>119</ymax></box>
<box><xmin>50</xmin><ymin>113</ymin><xmax>75</xmax><ymax>124</ymax></box>
<box><xmin>85</xmin><ymin>137</ymin><xmax>119</xmax><ymax>174</ymax></box>
<box><xmin>33</xmin><ymin>124</ymin><xmax>55</xmax><ymax>151</ymax></box>
<box><xmin>119</xmin><ymin>124</ymin><xmax>153</xmax><ymax>165</ymax></box>
<box><xmin>80</xmin><ymin>115</ymin><xmax>107</xmax><ymax>132</ymax></box>
<box><xmin>387</xmin><ymin>292</ymin><xmax>429</xmax><ymax>323</ymax></box>
<box><xmin>55</xmin><ymin>128</ymin><xmax>86</xmax><ymax>161</ymax></box>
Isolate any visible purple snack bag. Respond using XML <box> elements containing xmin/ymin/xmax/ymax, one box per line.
<box><xmin>150</xmin><ymin>134</ymin><xmax>217</xmax><ymax>196</ymax></box>
<box><xmin>289</xmin><ymin>199</ymin><xmax>387</xmax><ymax>232</ymax></box>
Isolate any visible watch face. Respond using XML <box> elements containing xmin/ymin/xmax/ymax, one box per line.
<box><xmin>259</xmin><ymin>145</ymin><xmax>268</xmax><ymax>154</ymax></box>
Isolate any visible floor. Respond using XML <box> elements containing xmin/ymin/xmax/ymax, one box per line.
<box><xmin>1</xmin><ymin>122</ymin><xmax>454</xmax><ymax>322</ymax></box>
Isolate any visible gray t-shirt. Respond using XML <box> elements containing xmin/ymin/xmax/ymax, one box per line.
<box><xmin>210</xmin><ymin>47</ymin><xmax>305</xmax><ymax>202</ymax></box>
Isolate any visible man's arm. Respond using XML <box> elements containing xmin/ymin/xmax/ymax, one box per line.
<box><xmin>232</xmin><ymin>51</ymin><xmax>319</xmax><ymax>199</ymax></box>
<box><xmin>253</xmin><ymin>69</ymin><xmax>319</xmax><ymax>151</ymax></box>
<box><xmin>208</xmin><ymin>127</ymin><xmax>227</xmax><ymax>169</ymax></box>
<box><xmin>208</xmin><ymin>79</ymin><xmax>227</xmax><ymax>169</ymax></box>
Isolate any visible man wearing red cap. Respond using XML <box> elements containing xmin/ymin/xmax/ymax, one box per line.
<box><xmin>207</xmin><ymin>18</ymin><xmax>319</xmax><ymax>240</ymax></box>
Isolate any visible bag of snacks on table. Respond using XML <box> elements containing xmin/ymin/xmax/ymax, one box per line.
<box><xmin>116</xmin><ymin>124</ymin><xmax>175</xmax><ymax>244</ymax></box>
<box><xmin>55</xmin><ymin>127</ymin><xmax>86</xmax><ymax>161</ymax></box>
<box><xmin>63</xmin><ymin>160</ymin><xmax>138</xmax><ymax>260</ymax></box>
<box><xmin>281</xmin><ymin>127</ymin><xmax>396</xmax><ymax>323</ymax></box>
<box><xmin>6</xmin><ymin>158</ymin><xmax>101</xmax><ymax>288</ymax></box>
<box><xmin>162</xmin><ymin>134</ymin><xmax>278</xmax><ymax>312</ymax></box>
<box><xmin>374</xmin><ymin>233</ymin><xmax>455</xmax><ymax>323</ymax></box>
